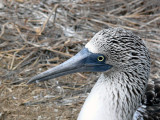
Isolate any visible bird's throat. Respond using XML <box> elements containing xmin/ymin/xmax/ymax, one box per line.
<box><xmin>77</xmin><ymin>72</ymin><xmax>143</xmax><ymax>120</ymax></box>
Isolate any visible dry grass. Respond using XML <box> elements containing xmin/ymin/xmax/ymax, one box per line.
<box><xmin>0</xmin><ymin>0</ymin><xmax>160</xmax><ymax>120</ymax></box>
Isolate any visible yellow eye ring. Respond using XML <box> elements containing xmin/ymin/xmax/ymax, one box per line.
<box><xmin>97</xmin><ymin>56</ymin><xmax>104</xmax><ymax>61</ymax></box>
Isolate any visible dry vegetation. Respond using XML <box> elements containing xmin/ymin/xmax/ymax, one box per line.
<box><xmin>0</xmin><ymin>0</ymin><xmax>160</xmax><ymax>120</ymax></box>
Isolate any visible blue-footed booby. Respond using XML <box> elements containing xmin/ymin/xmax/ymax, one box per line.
<box><xmin>28</xmin><ymin>28</ymin><xmax>159</xmax><ymax>120</ymax></box>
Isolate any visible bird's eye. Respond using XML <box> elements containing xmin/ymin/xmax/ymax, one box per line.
<box><xmin>97</xmin><ymin>56</ymin><xmax>104</xmax><ymax>62</ymax></box>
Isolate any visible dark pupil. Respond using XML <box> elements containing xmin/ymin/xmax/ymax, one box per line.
<box><xmin>99</xmin><ymin>57</ymin><xmax>103</xmax><ymax>60</ymax></box>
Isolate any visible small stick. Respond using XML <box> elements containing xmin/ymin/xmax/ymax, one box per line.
<box><xmin>38</xmin><ymin>4</ymin><xmax>59</xmax><ymax>35</ymax></box>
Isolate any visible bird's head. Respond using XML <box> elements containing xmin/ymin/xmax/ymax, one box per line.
<box><xmin>28</xmin><ymin>28</ymin><xmax>150</xmax><ymax>84</ymax></box>
<box><xmin>85</xmin><ymin>28</ymin><xmax>150</xmax><ymax>71</ymax></box>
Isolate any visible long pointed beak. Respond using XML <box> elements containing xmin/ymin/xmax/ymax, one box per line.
<box><xmin>27</xmin><ymin>48</ymin><xmax>112</xmax><ymax>84</ymax></box>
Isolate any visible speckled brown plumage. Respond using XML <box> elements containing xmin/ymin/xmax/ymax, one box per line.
<box><xmin>136</xmin><ymin>78</ymin><xmax>160</xmax><ymax>120</ymax></box>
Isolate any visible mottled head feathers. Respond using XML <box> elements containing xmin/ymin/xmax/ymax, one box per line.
<box><xmin>85</xmin><ymin>28</ymin><xmax>150</xmax><ymax>73</ymax></box>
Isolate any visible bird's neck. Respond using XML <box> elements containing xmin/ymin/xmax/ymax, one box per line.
<box><xmin>77</xmin><ymin>71</ymin><xmax>146</xmax><ymax>120</ymax></box>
